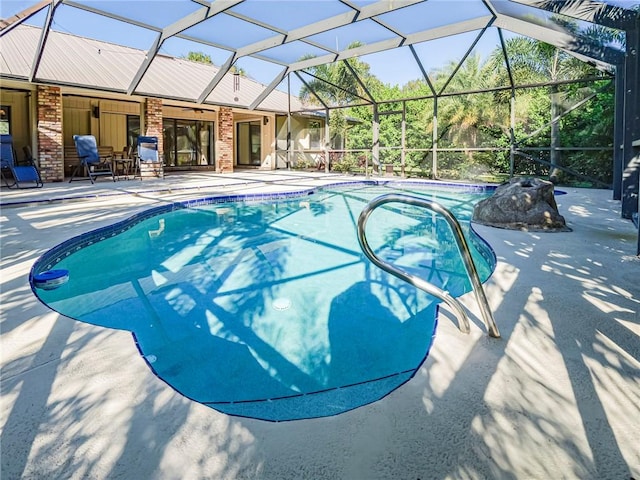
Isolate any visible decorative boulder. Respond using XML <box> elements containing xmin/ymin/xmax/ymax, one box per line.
<box><xmin>472</xmin><ymin>177</ymin><xmax>570</xmax><ymax>232</ymax></box>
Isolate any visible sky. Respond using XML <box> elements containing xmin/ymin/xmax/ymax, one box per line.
<box><xmin>1</xmin><ymin>0</ymin><xmax>635</xmax><ymax>94</ymax></box>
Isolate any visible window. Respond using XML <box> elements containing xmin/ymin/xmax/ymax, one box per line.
<box><xmin>126</xmin><ymin>115</ymin><xmax>140</xmax><ymax>149</ymax></box>
<box><xmin>162</xmin><ymin>118</ymin><xmax>215</xmax><ymax>168</ymax></box>
<box><xmin>309</xmin><ymin>120</ymin><xmax>321</xmax><ymax>149</ymax></box>
<box><xmin>0</xmin><ymin>106</ymin><xmax>10</xmax><ymax>134</ymax></box>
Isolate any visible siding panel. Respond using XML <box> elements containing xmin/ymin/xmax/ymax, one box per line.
<box><xmin>100</xmin><ymin>112</ymin><xmax>127</xmax><ymax>152</ymax></box>
<box><xmin>63</xmin><ymin>109</ymin><xmax>90</xmax><ymax>147</ymax></box>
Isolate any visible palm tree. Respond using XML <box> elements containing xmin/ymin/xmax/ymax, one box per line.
<box><xmin>489</xmin><ymin>30</ymin><xmax>600</xmax><ymax>182</ymax></box>
<box><xmin>429</xmin><ymin>53</ymin><xmax>509</xmax><ymax>162</ymax></box>
<box><xmin>298</xmin><ymin>43</ymin><xmax>376</xmax><ymax>150</ymax></box>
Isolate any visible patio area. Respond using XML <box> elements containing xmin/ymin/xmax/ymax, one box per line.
<box><xmin>1</xmin><ymin>171</ymin><xmax>639</xmax><ymax>479</ymax></box>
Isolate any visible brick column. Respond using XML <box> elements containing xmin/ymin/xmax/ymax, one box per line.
<box><xmin>217</xmin><ymin>107</ymin><xmax>234</xmax><ymax>173</ymax></box>
<box><xmin>141</xmin><ymin>98</ymin><xmax>164</xmax><ymax>179</ymax></box>
<box><xmin>37</xmin><ymin>85</ymin><xmax>63</xmax><ymax>182</ymax></box>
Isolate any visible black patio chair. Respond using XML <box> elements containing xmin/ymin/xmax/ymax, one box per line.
<box><xmin>69</xmin><ymin>134</ymin><xmax>116</xmax><ymax>183</ymax></box>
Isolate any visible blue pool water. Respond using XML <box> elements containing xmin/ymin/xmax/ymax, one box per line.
<box><xmin>31</xmin><ymin>181</ymin><xmax>496</xmax><ymax>421</ymax></box>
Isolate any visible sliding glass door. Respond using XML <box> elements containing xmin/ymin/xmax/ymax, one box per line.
<box><xmin>236</xmin><ymin>121</ymin><xmax>261</xmax><ymax>166</ymax></box>
<box><xmin>163</xmin><ymin>119</ymin><xmax>214</xmax><ymax>169</ymax></box>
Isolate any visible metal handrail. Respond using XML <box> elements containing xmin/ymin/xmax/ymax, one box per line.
<box><xmin>357</xmin><ymin>193</ymin><xmax>500</xmax><ymax>338</ymax></box>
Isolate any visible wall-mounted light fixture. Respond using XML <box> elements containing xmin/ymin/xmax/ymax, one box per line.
<box><xmin>92</xmin><ymin>106</ymin><xmax>100</xmax><ymax>118</ymax></box>
<box><xmin>263</xmin><ymin>117</ymin><xmax>269</xmax><ymax>125</ymax></box>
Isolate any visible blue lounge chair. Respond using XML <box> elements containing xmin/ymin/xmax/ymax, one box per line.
<box><xmin>0</xmin><ymin>134</ymin><xmax>43</xmax><ymax>189</ymax></box>
<box><xmin>69</xmin><ymin>135</ymin><xmax>116</xmax><ymax>183</ymax></box>
<box><xmin>133</xmin><ymin>135</ymin><xmax>159</xmax><ymax>178</ymax></box>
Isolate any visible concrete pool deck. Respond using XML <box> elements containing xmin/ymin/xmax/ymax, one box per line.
<box><xmin>1</xmin><ymin>171</ymin><xmax>639</xmax><ymax>479</ymax></box>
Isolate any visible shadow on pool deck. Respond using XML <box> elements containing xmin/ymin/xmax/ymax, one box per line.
<box><xmin>1</xmin><ymin>173</ymin><xmax>639</xmax><ymax>479</ymax></box>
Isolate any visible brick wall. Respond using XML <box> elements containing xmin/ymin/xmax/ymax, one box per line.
<box><xmin>142</xmin><ymin>97</ymin><xmax>164</xmax><ymax>179</ymax></box>
<box><xmin>217</xmin><ymin>107</ymin><xmax>234</xmax><ymax>173</ymax></box>
<box><xmin>37</xmin><ymin>85</ymin><xmax>63</xmax><ymax>182</ymax></box>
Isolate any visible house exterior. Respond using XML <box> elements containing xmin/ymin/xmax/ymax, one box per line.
<box><xmin>0</xmin><ymin>25</ymin><xmax>326</xmax><ymax>182</ymax></box>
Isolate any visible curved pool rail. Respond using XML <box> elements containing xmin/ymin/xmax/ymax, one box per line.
<box><xmin>357</xmin><ymin>193</ymin><xmax>501</xmax><ymax>338</ymax></box>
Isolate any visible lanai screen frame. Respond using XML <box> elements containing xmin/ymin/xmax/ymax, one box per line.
<box><xmin>1</xmin><ymin>0</ymin><xmax>638</xmax><ymax>253</ymax></box>
<box><xmin>290</xmin><ymin>44</ymin><xmax>614</xmax><ymax>187</ymax></box>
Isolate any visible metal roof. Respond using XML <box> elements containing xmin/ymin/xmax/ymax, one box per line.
<box><xmin>0</xmin><ymin>0</ymin><xmax>637</xmax><ymax>110</ymax></box>
<box><xmin>0</xmin><ymin>22</ymin><xmax>304</xmax><ymax>112</ymax></box>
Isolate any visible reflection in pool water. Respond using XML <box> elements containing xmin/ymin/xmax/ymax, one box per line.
<box><xmin>31</xmin><ymin>181</ymin><xmax>495</xmax><ymax>421</ymax></box>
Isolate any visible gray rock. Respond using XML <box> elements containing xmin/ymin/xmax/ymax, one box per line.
<box><xmin>472</xmin><ymin>177</ymin><xmax>571</xmax><ymax>232</ymax></box>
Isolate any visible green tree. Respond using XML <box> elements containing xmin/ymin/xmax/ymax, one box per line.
<box><xmin>185</xmin><ymin>51</ymin><xmax>212</xmax><ymax>64</ymax></box>
<box><xmin>230</xmin><ymin>65</ymin><xmax>247</xmax><ymax>77</ymax></box>
<box><xmin>423</xmin><ymin>53</ymin><xmax>510</xmax><ymax>178</ymax></box>
<box><xmin>299</xmin><ymin>43</ymin><xmax>380</xmax><ymax>153</ymax></box>
<box><xmin>185</xmin><ymin>52</ymin><xmax>247</xmax><ymax>77</ymax></box>
<box><xmin>402</xmin><ymin>83</ymin><xmax>435</xmax><ymax>171</ymax></box>
<box><xmin>433</xmin><ymin>54</ymin><xmax>509</xmax><ymax>153</ymax></box>
<box><xmin>489</xmin><ymin>29</ymin><xmax>599</xmax><ymax>182</ymax></box>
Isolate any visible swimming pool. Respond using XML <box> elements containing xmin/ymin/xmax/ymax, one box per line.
<box><xmin>31</xmin><ymin>181</ymin><xmax>496</xmax><ymax>421</ymax></box>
